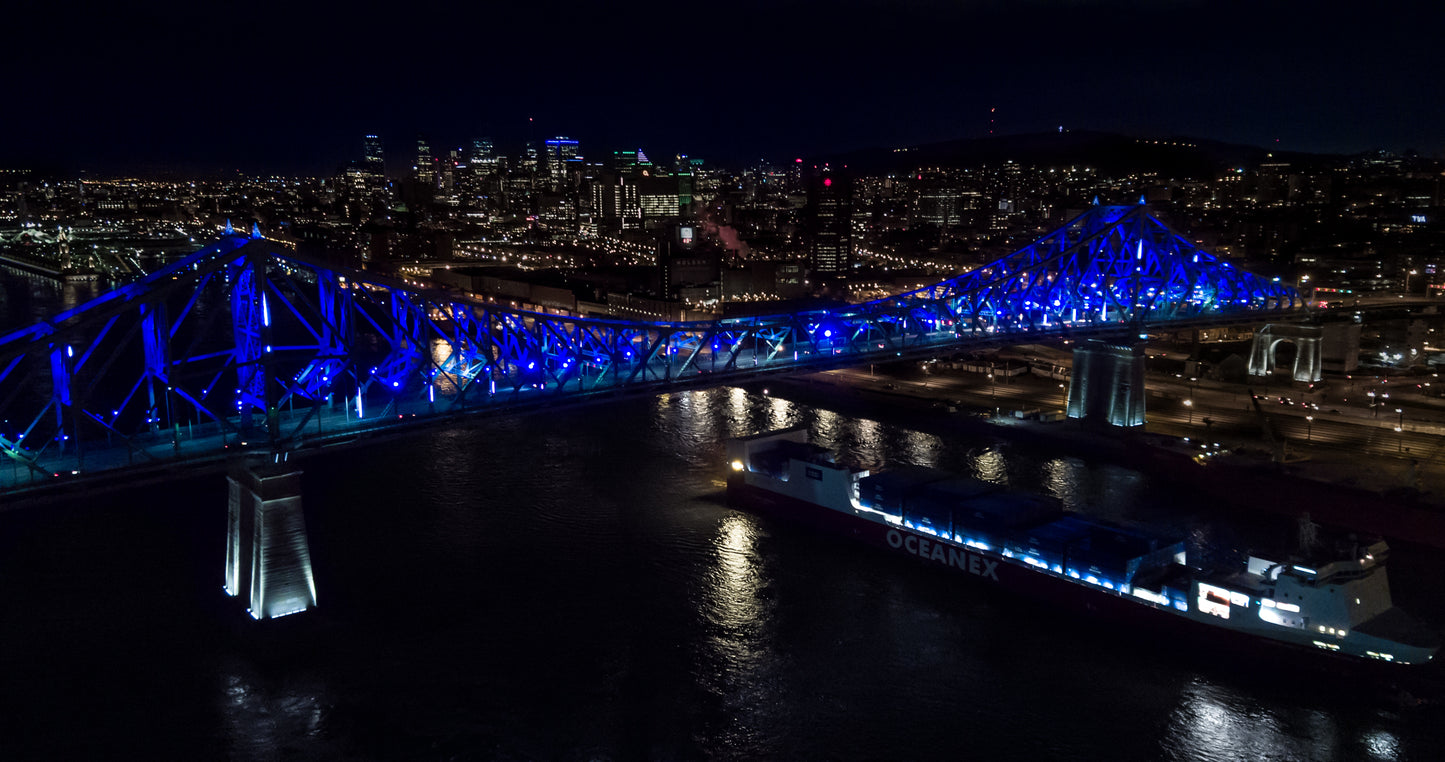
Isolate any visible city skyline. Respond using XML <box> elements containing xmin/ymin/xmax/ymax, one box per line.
<box><xmin>2</xmin><ymin>0</ymin><xmax>1442</xmax><ymax>175</ymax></box>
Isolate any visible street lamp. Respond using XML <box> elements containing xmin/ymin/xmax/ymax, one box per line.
<box><xmin>1059</xmin><ymin>383</ymin><xmax>1067</xmax><ymax>413</ymax></box>
<box><xmin>1305</xmin><ymin>415</ymin><xmax>1313</xmax><ymax>442</ymax></box>
<box><xmin>1183</xmin><ymin>398</ymin><xmax>1193</xmax><ymax>424</ymax></box>
<box><xmin>1396</xmin><ymin>408</ymin><xmax>1404</xmax><ymax>453</ymax></box>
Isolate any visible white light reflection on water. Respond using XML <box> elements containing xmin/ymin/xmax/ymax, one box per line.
<box><xmin>969</xmin><ymin>446</ymin><xmax>1008</xmax><ymax>485</ymax></box>
<box><xmin>1039</xmin><ymin>458</ymin><xmax>1076</xmax><ymax>504</ymax></box>
<box><xmin>1363</xmin><ymin>728</ymin><xmax>1400</xmax><ymax>760</ymax></box>
<box><xmin>767</xmin><ymin>394</ymin><xmax>796</xmax><ymax>431</ymax></box>
<box><xmin>854</xmin><ymin>417</ymin><xmax>882</xmax><ymax>444</ymax></box>
<box><xmin>813</xmin><ymin>406</ymin><xmax>842</xmax><ymax>440</ymax></box>
<box><xmin>707</xmin><ymin>513</ymin><xmax>768</xmax><ymax>633</ymax></box>
<box><xmin>649</xmin><ymin>390</ymin><xmax>726</xmax><ymax>469</ymax></box>
<box><xmin>727</xmin><ymin>387</ymin><xmax>749</xmax><ymax>429</ymax></box>
<box><xmin>900</xmin><ymin>429</ymin><xmax>941</xmax><ymax>468</ymax></box>
<box><xmin>1163</xmin><ymin>678</ymin><xmax>1346</xmax><ymax>761</ymax></box>
<box><xmin>700</xmin><ymin>512</ymin><xmax>778</xmax><ymax>745</ymax></box>
<box><xmin>849</xmin><ymin>418</ymin><xmax>886</xmax><ymax>470</ymax></box>
<box><xmin>221</xmin><ymin>668</ymin><xmax>334</xmax><ymax>758</ymax></box>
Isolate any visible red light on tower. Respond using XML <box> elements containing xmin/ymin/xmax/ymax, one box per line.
<box><xmin>795</xmin><ymin>158</ymin><xmax>803</xmax><ymax>163</ymax></box>
<box><xmin>823</xmin><ymin>177</ymin><xmax>832</xmax><ymax>187</ymax></box>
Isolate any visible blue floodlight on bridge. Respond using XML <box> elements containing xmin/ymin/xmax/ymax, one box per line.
<box><xmin>0</xmin><ymin>205</ymin><xmax>1301</xmax><ymax>492</ymax></box>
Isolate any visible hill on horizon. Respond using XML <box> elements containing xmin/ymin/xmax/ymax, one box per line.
<box><xmin>816</xmin><ymin>130</ymin><xmax>1338</xmax><ymax>178</ymax></box>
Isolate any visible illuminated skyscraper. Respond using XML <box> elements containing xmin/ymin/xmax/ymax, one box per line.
<box><xmin>808</xmin><ymin>167</ymin><xmax>851</xmax><ymax>273</ymax></box>
<box><xmin>674</xmin><ymin>154</ymin><xmax>697</xmax><ymax>210</ymax></box>
<box><xmin>591</xmin><ymin>174</ymin><xmax>641</xmax><ymax>232</ymax></box>
<box><xmin>344</xmin><ymin>135</ymin><xmax>388</xmax><ymax>215</ymax></box>
<box><xmin>440</xmin><ymin>148</ymin><xmax>459</xmax><ymax>191</ymax></box>
<box><xmin>362</xmin><ymin>135</ymin><xmax>384</xmax><ymax>178</ymax></box>
<box><xmin>521</xmin><ymin>142</ymin><xmax>539</xmax><ymax>175</ymax></box>
<box><xmin>414</xmin><ymin>137</ymin><xmax>435</xmax><ymax>187</ymax></box>
<box><xmin>469</xmin><ymin>138</ymin><xmax>494</xmax><ymax>168</ymax></box>
<box><xmin>545</xmin><ymin>137</ymin><xmax>581</xmax><ymax>189</ymax></box>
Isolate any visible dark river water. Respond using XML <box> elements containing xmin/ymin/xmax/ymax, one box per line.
<box><xmin>1</xmin><ymin>268</ymin><xmax>1444</xmax><ymax>760</ymax></box>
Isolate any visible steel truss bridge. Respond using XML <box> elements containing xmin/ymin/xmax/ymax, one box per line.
<box><xmin>0</xmin><ymin>203</ymin><xmax>1301</xmax><ymax>496</ymax></box>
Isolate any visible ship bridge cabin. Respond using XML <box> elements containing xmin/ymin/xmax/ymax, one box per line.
<box><xmin>1192</xmin><ymin>539</ymin><xmax>1436</xmax><ymax>662</ymax></box>
<box><xmin>1198</xmin><ymin>541</ymin><xmax>1391</xmax><ymax>634</ymax></box>
<box><xmin>726</xmin><ymin>428</ymin><xmax>868</xmax><ymax>508</ymax></box>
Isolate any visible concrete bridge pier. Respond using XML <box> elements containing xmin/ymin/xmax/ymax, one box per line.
<box><xmin>1248</xmin><ymin>324</ymin><xmax>1323</xmax><ymax>382</ymax></box>
<box><xmin>224</xmin><ymin>458</ymin><xmax>317</xmax><ymax>619</ymax></box>
<box><xmin>1066</xmin><ymin>338</ymin><xmax>1146</xmax><ymax>427</ymax></box>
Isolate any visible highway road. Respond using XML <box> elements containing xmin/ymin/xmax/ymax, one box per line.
<box><xmin>824</xmin><ymin>364</ymin><xmax>1445</xmax><ymax>463</ymax></box>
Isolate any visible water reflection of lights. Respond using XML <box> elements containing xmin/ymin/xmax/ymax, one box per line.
<box><xmin>901</xmin><ymin>430</ymin><xmax>940</xmax><ymax>467</ymax></box>
<box><xmin>1363</xmin><ymin>729</ymin><xmax>1400</xmax><ymax>760</ymax></box>
<box><xmin>839</xmin><ymin>417</ymin><xmax>889</xmax><ymax>468</ymax></box>
<box><xmin>971</xmin><ymin>446</ymin><xmax>1008</xmax><ymax>484</ymax></box>
<box><xmin>429</xmin><ymin>339</ymin><xmax>460</xmax><ymax>393</ymax></box>
<box><xmin>855</xmin><ymin>418</ymin><xmax>881</xmax><ymax>442</ymax></box>
<box><xmin>767</xmin><ymin>396</ymin><xmax>794</xmax><ymax>430</ymax></box>
<box><xmin>430</xmin><ymin>338</ymin><xmax>453</xmax><ymax>366</ymax></box>
<box><xmin>1040</xmin><ymin>458</ymin><xmax>1076</xmax><ymax>505</ymax></box>
<box><xmin>728</xmin><ymin>387</ymin><xmax>749</xmax><ymax>421</ymax></box>
<box><xmin>1165</xmin><ymin>679</ymin><xmax>1346</xmax><ymax>761</ymax></box>
<box><xmin>222</xmin><ymin>668</ymin><xmax>329</xmax><ymax>757</ymax></box>
<box><xmin>814</xmin><ymin>407</ymin><xmax>840</xmax><ymax>438</ymax></box>
<box><xmin>707</xmin><ymin>513</ymin><xmax>769</xmax><ymax>636</ymax></box>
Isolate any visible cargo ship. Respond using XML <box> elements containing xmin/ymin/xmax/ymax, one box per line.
<box><xmin>725</xmin><ymin>428</ymin><xmax>1439</xmax><ymax>667</ymax></box>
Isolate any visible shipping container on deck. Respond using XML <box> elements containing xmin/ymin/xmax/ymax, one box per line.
<box><xmin>1065</xmin><ymin>522</ymin><xmax>1159</xmax><ymax>584</ymax></box>
<box><xmin>952</xmin><ymin>491</ymin><xmax>1064</xmax><ymax>535</ymax></box>
<box><xmin>858</xmin><ymin>466</ymin><xmax>950</xmax><ymax>519</ymax></box>
<box><xmin>1004</xmin><ymin>517</ymin><xmax>1088</xmax><ymax>570</ymax></box>
<box><xmin>908</xmin><ymin>477</ymin><xmax>999</xmax><ymax>529</ymax></box>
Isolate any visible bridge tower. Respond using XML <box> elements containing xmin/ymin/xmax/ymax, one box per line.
<box><xmin>1066</xmin><ymin>338</ymin><xmax>1146</xmax><ymax>427</ymax></box>
<box><xmin>224</xmin><ymin>458</ymin><xmax>317</xmax><ymax>619</ymax></box>
<box><xmin>1248</xmin><ymin>324</ymin><xmax>1322</xmax><ymax>382</ymax></box>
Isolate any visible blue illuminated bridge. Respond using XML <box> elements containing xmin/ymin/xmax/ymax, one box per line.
<box><xmin>0</xmin><ymin>203</ymin><xmax>1303</xmax><ymax>499</ymax></box>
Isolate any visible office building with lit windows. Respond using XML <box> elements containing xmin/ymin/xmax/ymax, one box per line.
<box><xmin>808</xmin><ymin>169</ymin><xmax>851</xmax><ymax>273</ymax></box>
<box><xmin>545</xmin><ymin>137</ymin><xmax>581</xmax><ymax>189</ymax></box>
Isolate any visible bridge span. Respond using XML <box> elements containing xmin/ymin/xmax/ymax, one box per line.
<box><xmin>0</xmin><ymin>204</ymin><xmax>1306</xmax><ymax>500</ymax></box>
<box><xmin>0</xmin><ymin>203</ymin><xmax>1323</xmax><ymax>618</ymax></box>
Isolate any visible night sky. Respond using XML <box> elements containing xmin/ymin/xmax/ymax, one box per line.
<box><xmin>3</xmin><ymin>0</ymin><xmax>1441</xmax><ymax>175</ymax></box>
